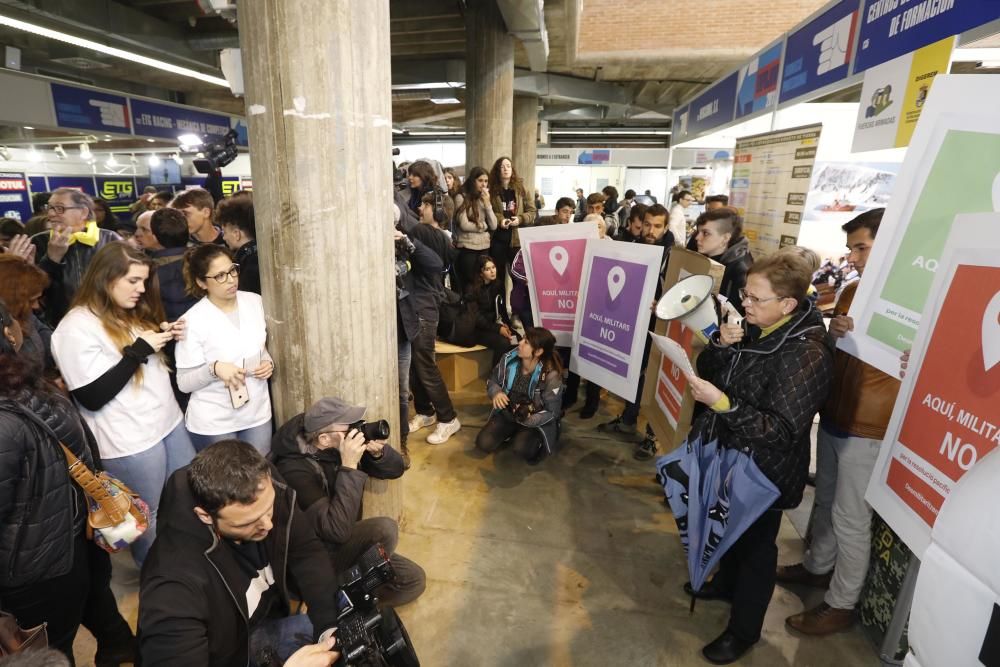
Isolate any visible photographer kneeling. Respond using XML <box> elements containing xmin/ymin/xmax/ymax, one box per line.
<box><xmin>475</xmin><ymin>327</ymin><xmax>564</xmax><ymax>464</ymax></box>
<box><xmin>272</xmin><ymin>397</ymin><xmax>427</xmax><ymax>608</ymax></box>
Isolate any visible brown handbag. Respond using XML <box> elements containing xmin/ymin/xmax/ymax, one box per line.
<box><xmin>0</xmin><ymin>610</ymin><xmax>48</xmax><ymax>656</ymax></box>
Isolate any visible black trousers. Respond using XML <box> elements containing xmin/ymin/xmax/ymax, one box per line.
<box><xmin>329</xmin><ymin>518</ymin><xmax>426</xmax><ymax>609</ymax></box>
<box><xmin>490</xmin><ymin>236</ymin><xmax>514</xmax><ymax>289</ymax></box>
<box><xmin>475</xmin><ymin>411</ymin><xmax>543</xmax><ymax>461</ymax></box>
<box><xmin>710</xmin><ymin>509</ymin><xmax>783</xmax><ymax>643</ymax></box>
<box><xmin>564</xmin><ymin>371</ymin><xmax>601</xmax><ymax>408</ymax></box>
<box><xmin>0</xmin><ymin>534</ymin><xmax>134</xmax><ymax>665</ymax></box>
<box><xmin>410</xmin><ymin>316</ymin><xmax>457</xmax><ymax>423</ymax></box>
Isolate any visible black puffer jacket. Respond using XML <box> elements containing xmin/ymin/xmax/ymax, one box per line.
<box><xmin>691</xmin><ymin>301</ymin><xmax>833</xmax><ymax>509</ymax></box>
<box><xmin>716</xmin><ymin>236</ymin><xmax>754</xmax><ymax>314</ymax></box>
<box><xmin>0</xmin><ymin>389</ymin><xmax>94</xmax><ymax>587</ymax></box>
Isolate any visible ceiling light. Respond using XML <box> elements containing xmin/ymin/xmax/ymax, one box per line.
<box><xmin>0</xmin><ymin>146</ymin><xmax>11</xmax><ymax>161</ymax></box>
<box><xmin>23</xmin><ymin>126</ymin><xmax>33</xmax><ymax>130</ymax></box>
<box><xmin>0</xmin><ymin>14</ymin><xmax>229</xmax><ymax>87</ymax></box>
<box><xmin>105</xmin><ymin>153</ymin><xmax>119</xmax><ymax>168</ymax></box>
<box><xmin>79</xmin><ymin>142</ymin><xmax>91</xmax><ymax>160</ymax></box>
<box><xmin>27</xmin><ymin>145</ymin><xmax>41</xmax><ymax>162</ymax></box>
<box><xmin>178</xmin><ymin>133</ymin><xmax>203</xmax><ymax>147</ymax></box>
<box><xmin>54</xmin><ymin>144</ymin><xmax>67</xmax><ymax>159</ymax></box>
<box><xmin>547</xmin><ymin>128</ymin><xmax>672</xmax><ymax>136</ymax></box>
<box><xmin>171</xmin><ymin>153</ymin><xmax>183</xmax><ymax>165</ymax></box>
<box><xmin>148</xmin><ymin>154</ymin><xmax>161</xmax><ymax>167</ymax></box>
<box><xmin>429</xmin><ymin>90</ymin><xmax>461</xmax><ymax>105</ymax></box>
<box><xmin>146</xmin><ymin>138</ymin><xmax>155</xmax><ymax>143</ymax></box>
<box><xmin>404</xmin><ymin>131</ymin><xmax>466</xmax><ymax>136</ymax></box>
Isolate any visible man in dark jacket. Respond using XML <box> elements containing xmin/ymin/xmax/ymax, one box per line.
<box><xmin>272</xmin><ymin>397</ymin><xmax>426</xmax><ymax>608</ymax></box>
<box><xmin>217</xmin><ymin>192</ymin><xmax>261</xmax><ymax>295</ymax></box>
<box><xmin>138</xmin><ymin>440</ymin><xmax>341</xmax><ymax>667</ymax></box>
<box><xmin>694</xmin><ymin>207</ymin><xmax>754</xmax><ymax>315</ymax></box>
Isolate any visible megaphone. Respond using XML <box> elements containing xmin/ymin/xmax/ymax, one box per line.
<box><xmin>655</xmin><ymin>274</ymin><xmax>719</xmax><ymax>343</ymax></box>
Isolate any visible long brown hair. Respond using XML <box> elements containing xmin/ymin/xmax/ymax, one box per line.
<box><xmin>71</xmin><ymin>242</ymin><xmax>165</xmax><ymax>381</ymax></box>
<box><xmin>489</xmin><ymin>156</ymin><xmax>525</xmax><ymax>197</ymax></box>
<box><xmin>456</xmin><ymin>166</ymin><xmax>489</xmax><ymax>225</ymax></box>
<box><xmin>523</xmin><ymin>326</ymin><xmax>563</xmax><ymax>375</ymax></box>
<box><xmin>0</xmin><ymin>255</ymin><xmax>49</xmax><ymax>326</ymax></box>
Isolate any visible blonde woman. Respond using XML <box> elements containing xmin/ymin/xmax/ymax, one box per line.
<box><xmin>51</xmin><ymin>242</ymin><xmax>194</xmax><ymax>565</ymax></box>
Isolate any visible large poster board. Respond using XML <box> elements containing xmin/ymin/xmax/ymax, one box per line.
<box><xmin>571</xmin><ymin>241</ymin><xmax>663</xmax><ymax>402</ymax></box>
<box><xmin>841</xmin><ymin>76</ymin><xmax>1000</xmax><ymax>376</ymax></box>
<box><xmin>866</xmin><ymin>214</ymin><xmax>1000</xmax><ymax>556</ymax></box>
<box><xmin>730</xmin><ymin>124</ymin><xmax>822</xmax><ymax>257</ymax></box>
<box><xmin>518</xmin><ymin>223</ymin><xmax>598</xmax><ymax>347</ymax></box>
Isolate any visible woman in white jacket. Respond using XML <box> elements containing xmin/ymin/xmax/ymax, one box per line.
<box><xmin>176</xmin><ymin>244</ymin><xmax>274</xmax><ymax>454</ymax></box>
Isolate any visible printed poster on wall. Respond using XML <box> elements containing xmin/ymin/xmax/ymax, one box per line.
<box><xmin>852</xmin><ymin>37</ymin><xmax>954</xmax><ymax>153</ymax></box>
<box><xmin>779</xmin><ymin>0</ymin><xmax>860</xmax><ymax>104</ymax></box>
<box><xmin>518</xmin><ymin>223</ymin><xmax>598</xmax><ymax>347</ymax></box>
<box><xmin>866</xmin><ymin>214</ymin><xmax>1000</xmax><ymax>556</ymax></box>
<box><xmin>571</xmin><ymin>240</ymin><xmax>663</xmax><ymax>401</ymax></box>
<box><xmin>730</xmin><ymin>124</ymin><xmax>822</xmax><ymax>257</ymax></box>
<box><xmin>0</xmin><ymin>172</ymin><xmax>34</xmax><ymax>222</ymax></box>
<box><xmin>841</xmin><ymin>76</ymin><xmax>1000</xmax><ymax>376</ymax></box>
<box><xmin>736</xmin><ymin>41</ymin><xmax>783</xmax><ymax>119</ymax></box>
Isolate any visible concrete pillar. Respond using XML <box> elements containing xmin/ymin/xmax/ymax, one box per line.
<box><xmin>237</xmin><ymin>0</ymin><xmax>401</xmax><ymax>520</ymax></box>
<box><xmin>512</xmin><ymin>94</ymin><xmax>539</xmax><ymax>203</ymax></box>
<box><xmin>465</xmin><ymin>0</ymin><xmax>514</xmax><ymax>170</ymax></box>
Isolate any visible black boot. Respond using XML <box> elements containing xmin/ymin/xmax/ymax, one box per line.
<box><xmin>701</xmin><ymin>630</ymin><xmax>755</xmax><ymax>665</ymax></box>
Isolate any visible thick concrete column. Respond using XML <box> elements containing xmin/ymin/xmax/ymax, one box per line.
<box><xmin>512</xmin><ymin>94</ymin><xmax>539</xmax><ymax>201</ymax></box>
<box><xmin>237</xmin><ymin>0</ymin><xmax>401</xmax><ymax>520</ymax></box>
<box><xmin>465</xmin><ymin>0</ymin><xmax>514</xmax><ymax>170</ymax></box>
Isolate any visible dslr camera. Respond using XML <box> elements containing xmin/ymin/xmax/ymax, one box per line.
<box><xmin>334</xmin><ymin>544</ymin><xmax>419</xmax><ymax>666</ymax></box>
<box><xmin>350</xmin><ymin>419</ymin><xmax>390</xmax><ymax>443</ymax></box>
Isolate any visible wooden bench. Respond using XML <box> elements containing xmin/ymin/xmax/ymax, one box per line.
<box><xmin>434</xmin><ymin>340</ymin><xmax>491</xmax><ymax>391</ymax></box>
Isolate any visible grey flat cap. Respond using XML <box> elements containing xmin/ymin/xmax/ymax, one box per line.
<box><xmin>304</xmin><ymin>397</ymin><xmax>367</xmax><ymax>432</ymax></box>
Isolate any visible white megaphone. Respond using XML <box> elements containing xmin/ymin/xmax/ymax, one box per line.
<box><xmin>655</xmin><ymin>274</ymin><xmax>719</xmax><ymax>343</ymax></box>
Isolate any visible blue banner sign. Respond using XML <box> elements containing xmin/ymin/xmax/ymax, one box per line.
<box><xmin>780</xmin><ymin>0</ymin><xmax>860</xmax><ymax>103</ymax></box>
<box><xmin>0</xmin><ymin>172</ymin><xmax>34</xmax><ymax>222</ymax></box>
<box><xmin>854</xmin><ymin>0</ymin><xmax>1000</xmax><ymax>72</ymax></box>
<box><xmin>27</xmin><ymin>175</ymin><xmax>47</xmax><ymax>196</ymax></box>
<box><xmin>46</xmin><ymin>177</ymin><xmax>96</xmax><ymax>196</ymax></box>
<box><xmin>736</xmin><ymin>42</ymin><xmax>784</xmax><ymax>119</ymax></box>
<box><xmin>95</xmin><ymin>177</ymin><xmax>137</xmax><ymax>217</ymax></box>
<box><xmin>51</xmin><ymin>83</ymin><xmax>131</xmax><ymax>134</ymax></box>
<box><xmin>131</xmin><ymin>99</ymin><xmax>232</xmax><ymax>141</ymax></box>
<box><xmin>686</xmin><ymin>72</ymin><xmax>738</xmax><ymax>136</ymax></box>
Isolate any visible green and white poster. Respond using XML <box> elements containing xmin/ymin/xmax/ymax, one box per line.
<box><xmin>841</xmin><ymin>77</ymin><xmax>1000</xmax><ymax>376</ymax></box>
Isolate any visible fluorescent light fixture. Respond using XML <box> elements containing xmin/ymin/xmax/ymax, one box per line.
<box><xmin>147</xmin><ymin>154</ymin><xmax>161</xmax><ymax>167</ymax></box>
<box><xmin>54</xmin><ymin>144</ymin><xmax>68</xmax><ymax>159</ymax></box>
<box><xmin>27</xmin><ymin>145</ymin><xmax>41</xmax><ymax>162</ymax></box>
<box><xmin>429</xmin><ymin>90</ymin><xmax>461</xmax><ymax>104</ymax></box>
<box><xmin>23</xmin><ymin>125</ymin><xmax>33</xmax><ymax>130</ymax></box>
<box><xmin>79</xmin><ymin>142</ymin><xmax>91</xmax><ymax>160</ymax></box>
<box><xmin>0</xmin><ymin>14</ymin><xmax>230</xmax><ymax>87</ymax></box>
<box><xmin>391</xmin><ymin>81</ymin><xmax>464</xmax><ymax>91</ymax></box>
<box><xmin>404</xmin><ymin>131</ymin><xmax>465</xmax><ymax>136</ymax></box>
<box><xmin>178</xmin><ymin>133</ymin><xmax>203</xmax><ymax>146</ymax></box>
<box><xmin>547</xmin><ymin>128</ymin><xmax>671</xmax><ymax>135</ymax></box>
<box><xmin>146</xmin><ymin>138</ymin><xmax>155</xmax><ymax>143</ymax></box>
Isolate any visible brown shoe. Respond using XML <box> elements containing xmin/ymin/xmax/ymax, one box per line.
<box><xmin>786</xmin><ymin>602</ymin><xmax>855</xmax><ymax>635</ymax></box>
<box><xmin>775</xmin><ymin>562</ymin><xmax>832</xmax><ymax>588</ymax></box>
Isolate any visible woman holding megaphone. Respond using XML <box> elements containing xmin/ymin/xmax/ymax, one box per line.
<box><xmin>681</xmin><ymin>252</ymin><xmax>834</xmax><ymax>665</ymax></box>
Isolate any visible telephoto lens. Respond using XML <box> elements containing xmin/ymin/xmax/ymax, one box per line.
<box><xmin>353</xmin><ymin>420</ymin><xmax>390</xmax><ymax>442</ymax></box>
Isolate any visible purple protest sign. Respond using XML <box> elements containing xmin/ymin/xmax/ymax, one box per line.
<box><xmin>571</xmin><ymin>240</ymin><xmax>665</xmax><ymax>401</ymax></box>
<box><xmin>518</xmin><ymin>223</ymin><xmax>598</xmax><ymax>347</ymax></box>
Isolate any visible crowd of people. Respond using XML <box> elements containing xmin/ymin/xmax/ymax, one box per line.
<box><xmin>0</xmin><ymin>160</ymin><xmax>895</xmax><ymax>666</ymax></box>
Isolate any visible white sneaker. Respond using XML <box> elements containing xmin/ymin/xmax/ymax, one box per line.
<box><xmin>408</xmin><ymin>413</ymin><xmax>437</xmax><ymax>433</ymax></box>
<box><xmin>426</xmin><ymin>418</ymin><xmax>461</xmax><ymax>445</ymax></box>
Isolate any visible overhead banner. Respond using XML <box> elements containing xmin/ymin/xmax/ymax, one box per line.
<box><xmin>841</xmin><ymin>75</ymin><xmax>1000</xmax><ymax>376</ymax></box>
<box><xmin>518</xmin><ymin>223</ymin><xmax>598</xmax><ymax>347</ymax></box>
<box><xmin>730</xmin><ymin>124</ymin><xmax>822</xmax><ymax>257</ymax></box>
<box><xmin>854</xmin><ymin>0</ymin><xmax>1000</xmax><ymax>73</ymax></box>
<box><xmin>131</xmin><ymin>98</ymin><xmax>232</xmax><ymax>141</ymax></box>
<box><xmin>736</xmin><ymin>41</ymin><xmax>784</xmax><ymax>119</ymax></box>
<box><xmin>50</xmin><ymin>83</ymin><xmax>130</xmax><ymax>134</ymax></box>
<box><xmin>571</xmin><ymin>240</ymin><xmax>663</xmax><ymax>402</ymax></box>
<box><xmin>852</xmin><ymin>37</ymin><xmax>954</xmax><ymax>153</ymax></box>
<box><xmin>0</xmin><ymin>172</ymin><xmax>33</xmax><ymax>222</ymax></box>
<box><xmin>779</xmin><ymin>0</ymin><xmax>860</xmax><ymax>104</ymax></box>
<box><xmin>686</xmin><ymin>72</ymin><xmax>738</xmax><ymax>137</ymax></box>
<box><xmin>866</xmin><ymin>214</ymin><xmax>1000</xmax><ymax>556</ymax></box>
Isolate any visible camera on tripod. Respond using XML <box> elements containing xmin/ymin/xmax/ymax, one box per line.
<box><xmin>334</xmin><ymin>544</ymin><xmax>419</xmax><ymax>666</ymax></box>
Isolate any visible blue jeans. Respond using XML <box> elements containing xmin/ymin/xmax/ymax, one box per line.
<box><xmin>100</xmin><ymin>422</ymin><xmax>195</xmax><ymax>566</ymax></box>
<box><xmin>398</xmin><ymin>338</ymin><xmax>411</xmax><ymax>445</ymax></box>
<box><xmin>189</xmin><ymin>419</ymin><xmax>274</xmax><ymax>455</ymax></box>
<box><xmin>249</xmin><ymin>613</ymin><xmax>314</xmax><ymax>666</ymax></box>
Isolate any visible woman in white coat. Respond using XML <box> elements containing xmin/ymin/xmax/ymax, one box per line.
<box><xmin>176</xmin><ymin>244</ymin><xmax>274</xmax><ymax>454</ymax></box>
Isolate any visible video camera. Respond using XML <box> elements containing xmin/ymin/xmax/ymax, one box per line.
<box><xmin>334</xmin><ymin>544</ymin><xmax>419</xmax><ymax>666</ymax></box>
<box><xmin>193</xmin><ymin>129</ymin><xmax>239</xmax><ymax>174</ymax></box>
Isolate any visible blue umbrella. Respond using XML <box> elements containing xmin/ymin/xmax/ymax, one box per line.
<box><xmin>655</xmin><ymin>436</ymin><xmax>714</xmax><ymax>584</ymax></box>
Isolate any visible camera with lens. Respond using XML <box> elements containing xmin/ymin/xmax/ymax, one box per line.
<box><xmin>334</xmin><ymin>544</ymin><xmax>419</xmax><ymax>666</ymax></box>
<box><xmin>510</xmin><ymin>401</ymin><xmax>536</xmax><ymax>422</ymax></box>
<box><xmin>394</xmin><ymin>235</ymin><xmax>415</xmax><ymax>300</ymax></box>
<box><xmin>350</xmin><ymin>419</ymin><xmax>390</xmax><ymax>443</ymax></box>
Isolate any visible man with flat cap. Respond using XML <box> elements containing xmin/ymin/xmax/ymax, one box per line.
<box><xmin>271</xmin><ymin>397</ymin><xmax>426</xmax><ymax>608</ymax></box>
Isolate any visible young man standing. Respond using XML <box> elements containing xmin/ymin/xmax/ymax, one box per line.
<box><xmin>780</xmin><ymin>209</ymin><xmax>900</xmax><ymax>635</ymax></box>
<box><xmin>216</xmin><ymin>192</ymin><xmax>260</xmax><ymax>294</ymax></box>
<box><xmin>171</xmin><ymin>187</ymin><xmax>224</xmax><ymax>246</ymax></box>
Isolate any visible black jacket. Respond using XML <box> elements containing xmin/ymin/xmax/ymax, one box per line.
<box><xmin>396</xmin><ymin>223</ymin><xmax>446</xmax><ymax>342</ymax></box>
<box><xmin>234</xmin><ymin>240</ymin><xmax>261</xmax><ymax>295</ymax></box>
<box><xmin>0</xmin><ymin>390</ymin><xmax>94</xmax><ymax>588</ymax></box>
<box><xmin>150</xmin><ymin>248</ymin><xmax>198</xmax><ymax>322</ymax></box>
<box><xmin>714</xmin><ymin>236</ymin><xmax>754</xmax><ymax>315</ymax></box>
<box><xmin>138</xmin><ymin>467</ymin><xmax>340</xmax><ymax>667</ymax></box>
<box><xmin>32</xmin><ymin>228</ymin><xmax>121</xmax><ymax>325</ymax></box>
<box><xmin>691</xmin><ymin>302</ymin><xmax>834</xmax><ymax>509</ymax></box>
<box><xmin>271</xmin><ymin>414</ymin><xmax>405</xmax><ymax>546</ymax></box>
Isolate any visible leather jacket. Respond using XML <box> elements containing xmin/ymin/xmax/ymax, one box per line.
<box><xmin>821</xmin><ymin>282</ymin><xmax>901</xmax><ymax>439</ymax></box>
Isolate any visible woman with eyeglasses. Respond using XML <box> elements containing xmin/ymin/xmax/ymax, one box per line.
<box><xmin>51</xmin><ymin>242</ymin><xmax>195</xmax><ymax>566</ymax></box>
<box><xmin>176</xmin><ymin>244</ymin><xmax>274</xmax><ymax>454</ymax></box>
<box><xmin>680</xmin><ymin>252</ymin><xmax>834</xmax><ymax>664</ymax></box>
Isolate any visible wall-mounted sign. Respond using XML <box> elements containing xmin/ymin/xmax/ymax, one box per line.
<box><xmin>51</xmin><ymin>83</ymin><xmax>130</xmax><ymax>134</ymax></box>
<box><xmin>854</xmin><ymin>0</ymin><xmax>1000</xmax><ymax>73</ymax></box>
<box><xmin>95</xmin><ymin>177</ymin><xmax>137</xmax><ymax>217</ymax></box>
<box><xmin>0</xmin><ymin>172</ymin><xmax>33</xmax><ymax>222</ymax></box>
<box><xmin>46</xmin><ymin>176</ymin><xmax>96</xmax><ymax>196</ymax></box>
<box><xmin>686</xmin><ymin>72</ymin><xmax>738</xmax><ymax>137</ymax></box>
<box><xmin>131</xmin><ymin>99</ymin><xmax>232</xmax><ymax>141</ymax></box>
<box><xmin>780</xmin><ymin>0</ymin><xmax>860</xmax><ymax>104</ymax></box>
<box><xmin>736</xmin><ymin>41</ymin><xmax>784</xmax><ymax>119</ymax></box>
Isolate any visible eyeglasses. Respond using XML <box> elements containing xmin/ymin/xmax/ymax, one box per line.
<box><xmin>204</xmin><ymin>264</ymin><xmax>240</xmax><ymax>283</ymax></box>
<box><xmin>739</xmin><ymin>288</ymin><xmax>786</xmax><ymax>305</ymax></box>
<box><xmin>44</xmin><ymin>204</ymin><xmax>86</xmax><ymax>215</ymax></box>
